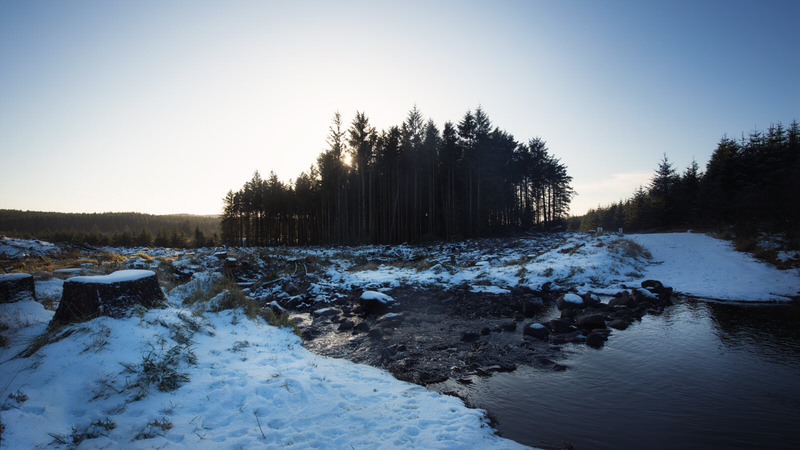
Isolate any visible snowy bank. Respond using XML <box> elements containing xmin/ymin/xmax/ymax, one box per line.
<box><xmin>0</xmin><ymin>297</ymin><xmax>527</xmax><ymax>448</ymax></box>
<box><xmin>629</xmin><ymin>232</ymin><xmax>800</xmax><ymax>302</ymax></box>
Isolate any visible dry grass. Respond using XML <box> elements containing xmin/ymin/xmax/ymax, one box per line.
<box><xmin>607</xmin><ymin>239</ymin><xmax>652</xmax><ymax>260</ymax></box>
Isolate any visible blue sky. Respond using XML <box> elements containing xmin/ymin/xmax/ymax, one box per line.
<box><xmin>1</xmin><ymin>0</ymin><xmax>797</xmax><ymax>216</ymax></box>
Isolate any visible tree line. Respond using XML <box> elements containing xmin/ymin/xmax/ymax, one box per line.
<box><xmin>580</xmin><ymin>120</ymin><xmax>800</xmax><ymax>235</ymax></box>
<box><xmin>221</xmin><ymin>107</ymin><xmax>574</xmax><ymax>246</ymax></box>
<box><xmin>0</xmin><ymin>210</ymin><xmax>220</xmax><ymax>248</ymax></box>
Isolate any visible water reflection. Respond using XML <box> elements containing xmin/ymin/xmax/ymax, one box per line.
<box><xmin>704</xmin><ymin>300</ymin><xmax>800</xmax><ymax>367</ymax></box>
<box><xmin>462</xmin><ymin>299</ymin><xmax>800</xmax><ymax>449</ymax></box>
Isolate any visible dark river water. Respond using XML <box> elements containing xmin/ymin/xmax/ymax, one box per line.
<box><xmin>464</xmin><ymin>299</ymin><xmax>800</xmax><ymax>449</ymax></box>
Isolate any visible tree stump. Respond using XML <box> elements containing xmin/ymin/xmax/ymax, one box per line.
<box><xmin>0</xmin><ymin>273</ymin><xmax>36</xmax><ymax>303</ymax></box>
<box><xmin>54</xmin><ymin>270</ymin><xmax>164</xmax><ymax>323</ymax></box>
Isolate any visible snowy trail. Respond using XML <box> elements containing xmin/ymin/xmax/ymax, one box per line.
<box><xmin>629</xmin><ymin>232</ymin><xmax>800</xmax><ymax>302</ymax></box>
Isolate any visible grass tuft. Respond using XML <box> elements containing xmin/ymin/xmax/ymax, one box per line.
<box><xmin>607</xmin><ymin>239</ymin><xmax>652</xmax><ymax>260</ymax></box>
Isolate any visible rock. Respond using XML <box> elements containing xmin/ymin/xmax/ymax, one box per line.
<box><xmin>301</xmin><ymin>327</ymin><xmax>319</xmax><ymax>340</ymax></box>
<box><xmin>267</xmin><ymin>300</ymin><xmax>286</xmax><ymax>315</ymax></box>
<box><xmin>283</xmin><ymin>281</ymin><xmax>300</xmax><ymax>296</ymax></box>
<box><xmin>493</xmin><ymin>321</ymin><xmax>517</xmax><ymax>332</ymax></box>
<box><xmin>582</xmin><ymin>293</ymin><xmax>601</xmax><ymax>307</ymax></box>
<box><xmin>608</xmin><ymin>291</ymin><xmax>634</xmax><ymax>307</ymax></box>
<box><xmin>575</xmin><ymin>313</ymin><xmax>606</xmax><ymax>331</ymax></box>
<box><xmin>367</xmin><ymin>328</ymin><xmax>384</xmax><ymax>340</ymax></box>
<box><xmin>0</xmin><ymin>273</ymin><xmax>35</xmax><ymax>303</ymax></box>
<box><xmin>357</xmin><ymin>290</ymin><xmax>395</xmax><ymax>316</ymax></box>
<box><xmin>556</xmin><ymin>293</ymin><xmax>585</xmax><ymax>310</ymax></box>
<box><xmin>519</xmin><ymin>298</ymin><xmax>545</xmax><ymax>317</ymax></box>
<box><xmin>476</xmin><ymin>364</ymin><xmax>516</xmax><ymax>376</ymax></box>
<box><xmin>312</xmin><ymin>307</ymin><xmax>339</xmax><ymax>318</ymax></box>
<box><xmin>354</xmin><ymin>321</ymin><xmax>370</xmax><ymax>332</ymax></box>
<box><xmin>480</xmin><ymin>327</ymin><xmax>491</xmax><ymax>336</ymax></box>
<box><xmin>548</xmin><ymin>318</ymin><xmax>575</xmax><ymax>334</ymax></box>
<box><xmin>338</xmin><ymin>319</ymin><xmax>355</xmax><ymax>331</ymax></box>
<box><xmin>560</xmin><ymin>308</ymin><xmax>577</xmax><ymax>320</ymax></box>
<box><xmin>283</xmin><ymin>296</ymin><xmax>306</xmax><ymax>309</ymax></box>
<box><xmin>523</xmin><ymin>322</ymin><xmax>550</xmax><ymax>340</ymax></box>
<box><xmin>54</xmin><ymin>270</ymin><xmax>164</xmax><ymax>323</ymax></box>
<box><xmin>608</xmin><ymin>318</ymin><xmax>630</xmax><ymax>330</ymax></box>
<box><xmin>462</xmin><ymin>331</ymin><xmax>481</xmax><ymax>342</ymax></box>
<box><xmin>586</xmin><ymin>332</ymin><xmax>606</xmax><ymax>348</ymax></box>
<box><xmin>633</xmin><ymin>288</ymin><xmax>658</xmax><ymax>303</ymax></box>
<box><xmin>641</xmin><ymin>279</ymin><xmax>664</xmax><ymax>293</ymax></box>
<box><xmin>376</xmin><ymin>312</ymin><xmax>404</xmax><ymax>328</ymax></box>
<box><xmin>550</xmin><ymin>330</ymin><xmax>584</xmax><ymax>345</ymax></box>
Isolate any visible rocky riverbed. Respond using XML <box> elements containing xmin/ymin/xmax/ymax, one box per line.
<box><xmin>288</xmin><ymin>280</ymin><xmax>674</xmax><ymax>392</ymax></box>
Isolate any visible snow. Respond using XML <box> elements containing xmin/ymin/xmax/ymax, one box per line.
<box><xmin>0</xmin><ymin>300</ymin><xmax>52</xmax><ymax>328</ymax></box>
<box><xmin>2</xmin><ymin>231</ymin><xmax>799</xmax><ymax>447</ymax></box>
<box><xmin>360</xmin><ymin>290</ymin><xmax>395</xmax><ymax>304</ymax></box>
<box><xmin>563</xmin><ymin>293</ymin><xmax>584</xmax><ymax>304</ymax></box>
<box><xmin>0</xmin><ymin>280</ymin><xmax>526</xmax><ymax>449</ymax></box>
<box><xmin>628</xmin><ymin>232</ymin><xmax>800</xmax><ymax>302</ymax></box>
<box><xmin>0</xmin><ymin>273</ymin><xmax>32</xmax><ymax>282</ymax></box>
<box><xmin>66</xmin><ymin>269</ymin><xmax>156</xmax><ymax>284</ymax></box>
<box><xmin>0</xmin><ymin>236</ymin><xmax>59</xmax><ymax>259</ymax></box>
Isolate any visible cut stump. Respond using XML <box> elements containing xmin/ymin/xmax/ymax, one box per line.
<box><xmin>0</xmin><ymin>273</ymin><xmax>36</xmax><ymax>303</ymax></box>
<box><xmin>54</xmin><ymin>270</ymin><xmax>164</xmax><ymax>323</ymax></box>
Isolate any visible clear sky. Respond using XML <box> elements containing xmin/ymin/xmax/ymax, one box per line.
<box><xmin>1</xmin><ymin>0</ymin><xmax>797</xmax><ymax>216</ymax></box>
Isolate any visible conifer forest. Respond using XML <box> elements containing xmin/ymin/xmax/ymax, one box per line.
<box><xmin>221</xmin><ymin>107</ymin><xmax>574</xmax><ymax>246</ymax></box>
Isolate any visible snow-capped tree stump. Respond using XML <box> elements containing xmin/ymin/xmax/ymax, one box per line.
<box><xmin>0</xmin><ymin>273</ymin><xmax>36</xmax><ymax>303</ymax></box>
<box><xmin>53</xmin><ymin>270</ymin><xmax>164</xmax><ymax>323</ymax></box>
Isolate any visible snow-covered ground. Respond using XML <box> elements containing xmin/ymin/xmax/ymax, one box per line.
<box><xmin>628</xmin><ymin>232</ymin><xmax>799</xmax><ymax>302</ymax></box>
<box><xmin>1</xmin><ymin>231</ymin><xmax>798</xmax><ymax>448</ymax></box>
<box><xmin>0</xmin><ymin>236</ymin><xmax>60</xmax><ymax>260</ymax></box>
<box><xmin>0</xmin><ymin>279</ymin><xmax>526</xmax><ymax>449</ymax></box>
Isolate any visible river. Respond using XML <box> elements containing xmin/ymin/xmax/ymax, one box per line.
<box><xmin>460</xmin><ymin>298</ymin><xmax>800</xmax><ymax>449</ymax></box>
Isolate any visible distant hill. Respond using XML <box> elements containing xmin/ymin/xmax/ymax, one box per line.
<box><xmin>0</xmin><ymin>210</ymin><xmax>220</xmax><ymax>247</ymax></box>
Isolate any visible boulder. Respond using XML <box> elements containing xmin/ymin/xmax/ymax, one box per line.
<box><xmin>582</xmin><ymin>293</ymin><xmax>601</xmax><ymax>307</ymax></box>
<box><xmin>523</xmin><ymin>322</ymin><xmax>550</xmax><ymax>340</ymax></box>
<box><xmin>632</xmin><ymin>287</ymin><xmax>653</xmax><ymax>302</ymax></box>
<box><xmin>461</xmin><ymin>331</ymin><xmax>481</xmax><ymax>342</ymax></box>
<box><xmin>357</xmin><ymin>290</ymin><xmax>395</xmax><ymax>316</ymax></box>
<box><xmin>608</xmin><ymin>318</ymin><xmax>630</xmax><ymax>330</ymax></box>
<box><xmin>608</xmin><ymin>291</ymin><xmax>634</xmax><ymax>307</ymax></box>
<box><xmin>54</xmin><ymin>270</ymin><xmax>164</xmax><ymax>323</ymax></box>
<box><xmin>0</xmin><ymin>273</ymin><xmax>35</xmax><ymax>303</ymax></box>
<box><xmin>586</xmin><ymin>332</ymin><xmax>606</xmax><ymax>348</ymax></box>
<box><xmin>338</xmin><ymin>319</ymin><xmax>355</xmax><ymax>331</ymax></box>
<box><xmin>367</xmin><ymin>328</ymin><xmax>384</xmax><ymax>340</ymax></box>
<box><xmin>575</xmin><ymin>313</ymin><xmax>606</xmax><ymax>331</ymax></box>
<box><xmin>519</xmin><ymin>297</ymin><xmax>545</xmax><ymax>317</ymax></box>
<box><xmin>641</xmin><ymin>279</ymin><xmax>664</xmax><ymax>293</ymax></box>
<box><xmin>548</xmin><ymin>318</ymin><xmax>575</xmax><ymax>334</ymax></box>
<box><xmin>493</xmin><ymin>321</ymin><xmax>517</xmax><ymax>332</ymax></box>
<box><xmin>556</xmin><ymin>293</ymin><xmax>584</xmax><ymax>310</ymax></box>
